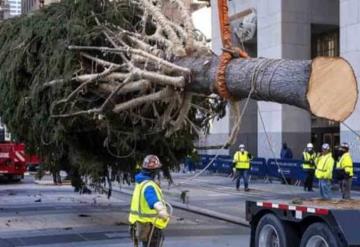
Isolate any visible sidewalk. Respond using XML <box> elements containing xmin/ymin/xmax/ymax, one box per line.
<box><xmin>115</xmin><ymin>173</ymin><xmax>360</xmax><ymax>224</ymax></box>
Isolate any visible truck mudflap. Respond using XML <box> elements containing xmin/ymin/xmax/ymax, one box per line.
<box><xmin>247</xmin><ymin>200</ymin><xmax>360</xmax><ymax>247</ymax></box>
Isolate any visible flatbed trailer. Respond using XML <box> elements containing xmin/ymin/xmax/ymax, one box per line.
<box><xmin>246</xmin><ymin>199</ymin><xmax>360</xmax><ymax>247</ymax></box>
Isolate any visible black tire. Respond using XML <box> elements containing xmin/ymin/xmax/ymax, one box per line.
<box><xmin>300</xmin><ymin>222</ymin><xmax>341</xmax><ymax>247</ymax></box>
<box><xmin>6</xmin><ymin>175</ymin><xmax>21</xmax><ymax>183</ymax></box>
<box><xmin>255</xmin><ymin>214</ymin><xmax>299</xmax><ymax>247</ymax></box>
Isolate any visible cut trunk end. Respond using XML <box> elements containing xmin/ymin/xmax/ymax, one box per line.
<box><xmin>307</xmin><ymin>57</ymin><xmax>358</xmax><ymax>122</ymax></box>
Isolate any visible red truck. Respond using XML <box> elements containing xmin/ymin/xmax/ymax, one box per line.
<box><xmin>0</xmin><ymin>142</ymin><xmax>28</xmax><ymax>181</ymax></box>
<box><xmin>0</xmin><ymin>123</ymin><xmax>41</xmax><ymax>181</ymax></box>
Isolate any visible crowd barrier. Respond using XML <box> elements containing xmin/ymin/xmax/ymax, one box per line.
<box><xmin>198</xmin><ymin>155</ymin><xmax>360</xmax><ymax>186</ymax></box>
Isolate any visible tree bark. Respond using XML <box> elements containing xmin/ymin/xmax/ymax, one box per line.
<box><xmin>178</xmin><ymin>55</ymin><xmax>358</xmax><ymax>122</ymax></box>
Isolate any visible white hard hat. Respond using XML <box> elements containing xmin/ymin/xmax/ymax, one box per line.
<box><xmin>306</xmin><ymin>143</ymin><xmax>314</xmax><ymax>149</ymax></box>
<box><xmin>142</xmin><ymin>155</ymin><xmax>162</xmax><ymax>170</ymax></box>
<box><xmin>322</xmin><ymin>143</ymin><xmax>330</xmax><ymax>150</ymax></box>
<box><xmin>239</xmin><ymin>144</ymin><xmax>245</xmax><ymax>149</ymax></box>
<box><xmin>341</xmin><ymin>142</ymin><xmax>349</xmax><ymax>149</ymax></box>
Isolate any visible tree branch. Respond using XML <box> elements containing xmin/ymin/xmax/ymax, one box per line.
<box><xmin>113</xmin><ymin>87</ymin><xmax>173</xmax><ymax>113</ymax></box>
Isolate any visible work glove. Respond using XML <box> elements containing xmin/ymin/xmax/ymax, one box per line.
<box><xmin>154</xmin><ymin>202</ymin><xmax>169</xmax><ymax>220</ymax></box>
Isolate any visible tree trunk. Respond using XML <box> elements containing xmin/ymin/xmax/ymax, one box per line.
<box><xmin>178</xmin><ymin>55</ymin><xmax>358</xmax><ymax>122</ymax></box>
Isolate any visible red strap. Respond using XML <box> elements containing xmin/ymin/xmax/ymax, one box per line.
<box><xmin>216</xmin><ymin>0</ymin><xmax>250</xmax><ymax>99</ymax></box>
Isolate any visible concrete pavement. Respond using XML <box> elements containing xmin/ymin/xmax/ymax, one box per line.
<box><xmin>0</xmin><ymin>175</ymin><xmax>250</xmax><ymax>246</ymax></box>
<box><xmin>116</xmin><ymin>172</ymin><xmax>360</xmax><ymax>224</ymax></box>
<box><xmin>16</xmin><ymin>172</ymin><xmax>360</xmax><ymax>246</ymax></box>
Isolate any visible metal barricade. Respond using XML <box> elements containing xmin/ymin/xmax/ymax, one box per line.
<box><xmin>198</xmin><ymin>154</ymin><xmax>217</xmax><ymax>172</ymax></box>
<box><xmin>214</xmin><ymin>156</ymin><xmax>232</xmax><ymax>173</ymax></box>
<box><xmin>266</xmin><ymin>159</ymin><xmax>305</xmax><ymax>181</ymax></box>
<box><xmin>198</xmin><ymin>155</ymin><xmax>267</xmax><ymax>175</ymax></box>
<box><xmin>249</xmin><ymin>158</ymin><xmax>267</xmax><ymax>177</ymax></box>
<box><xmin>198</xmin><ymin>155</ymin><xmax>359</xmax><ymax>187</ymax></box>
<box><xmin>353</xmin><ymin>162</ymin><xmax>360</xmax><ymax>186</ymax></box>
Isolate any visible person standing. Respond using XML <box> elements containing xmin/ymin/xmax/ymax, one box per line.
<box><xmin>280</xmin><ymin>142</ymin><xmax>293</xmax><ymax>184</ymax></box>
<box><xmin>302</xmin><ymin>143</ymin><xmax>317</xmax><ymax>192</ymax></box>
<box><xmin>336</xmin><ymin>143</ymin><xmax>353</xmax><ymax>199</ymax></box>
<box><xmin>280</xmin><ymin>142</ymin><xmax>293</xmax><ymax>159</ymax></box>
<box><xmin>129</xmin><ymin>155</ymin><xmax>170</xmax><ymax>247</ymax></box>
<box><xmin>233</xmin><ymin>144</ymin><xmax>252</xmax><ymax>192</ymax></box>
<box><xmin>315</xmin><ymin>143</ymin><xmax>334</xmax><ymax>200</ymax></box>
<box><xmin>184</xmin><ymin>151</ymin><xmax>196</xmax><ymax>173</ymax></box>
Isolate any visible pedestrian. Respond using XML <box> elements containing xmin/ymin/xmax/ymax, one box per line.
<box><xmin>336</xmin><ymin>143</ymin><xmax>353</xmax><ymax>199</ymax></box>
<box><xmin>280</xmin><ymin>142</ymin><xmax>293</xmax><ymax>184</ymax></box>
<box><xmin>302</xmin><ymin>143</ymin><xmax>317</xmax><ymax>192</ymax></box>
<box><xmin>315</xmin><ymin>143</ymin><xmax>334</xmax><ymax>200</ymax></box>
<box><xmin>233</xmin><ymin>144</ymin><xmax>252</xmax><ymax>192</ymax></box>
<box><xmin>184</xmin><ymin>155</ymin><xmax>194</xmax><ymax>173</ymax></box>
<box><xmin>185</xmin><ymin>148</ymin><xmax>199</xmax><ymax>173</ymax></box>
<box><xmin>280</xmin><ymin>142</ymin><xmax>293</xmax><ymax>159</ymax></box>
<box><xmin>129</xmin><ymin>155</ymin><xmax>170</xmax><ymax>247</ymax></box>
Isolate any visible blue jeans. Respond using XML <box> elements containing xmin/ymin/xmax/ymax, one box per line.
<box><xmin>319</xmin><ymin>179</ymin><xmax>331</xmax><ymax>199</ymax></box>
<box><xmin>235</xmin><ymin>169</ymin><xmax>249</xmax><ymax>189</ymax></box>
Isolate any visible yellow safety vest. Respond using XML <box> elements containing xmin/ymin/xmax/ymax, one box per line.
<box><xmin>233</xmin><ymin>151</ymin><xmax>250</xmax><ymax>169</ymax></box>
<box><xmin>129</xmin><ymin>180</ymin><xmax>169</xmax><ymax>229</ymax></box>
<box><xmin>302</xmin><ymin>152</ymin><xmax>317</xmax><ymax>170</ymax></box>
<box><xmin>315</xmin><ymin>153</ymin><xmax>334</xmax><ymax>180</ymax></box>
<box><xmin>336</xmin><ymin>152</ymin><xmax>353</xmax><ymax>177</ymax></box>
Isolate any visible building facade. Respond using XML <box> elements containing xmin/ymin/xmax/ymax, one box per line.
<box><xmin>8</xmin><ymin>0</ymin><xmax>21</xmax><ymax>16</ymax></box>
<box><xmin>201</xmin><ymin>0</ymin><xmax>360</xmax><ymax>161</ymax></box>
<box><xmin>21</xmin><ymin>0</ymin><xmax>58</xmax><ymax>14</ymax></box>
<box><xmin>0</xmin><ymin>0</ymin><xmax>10</xmax><ymax>20</ymax></box>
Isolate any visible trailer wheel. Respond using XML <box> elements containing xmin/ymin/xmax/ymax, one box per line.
<box><xmin>300</xmin><ymin>222</ymin><xmax>339</xmax><ymax>247</ymax></box>
<box><xmin>255</xmin><ymin>214</ymin><xmax>299</xmax><ymax>247</ymax></box>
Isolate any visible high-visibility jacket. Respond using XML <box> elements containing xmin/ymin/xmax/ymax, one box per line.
<box><xmin>315</xmin><ymin>153</ymin><xmax>334</xmax><ymax>180</ymax></box>
<box><xmin>302</xmin><ymin>152</ymin><xmax>317</xmax><ymax>170</ymax></box>
<box><xmin>129</xmin><ymin>180</ymin><xmax>169</xmax><ymax>229</ymax></box>
<box><xmin>336</xmin><ymin>152</ymin><xmax>353</xmax><ymax>177</ymax></box>
<box><xmin>233</xmin><ymin>151</ymin><xmax>250</xmax><ymax>169</ymax></box>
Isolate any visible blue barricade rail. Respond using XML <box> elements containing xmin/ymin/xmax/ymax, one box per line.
<box><xmin>197</xmin><ymin>155</ymin><xmax>360</xmax><ymax>186</ymax></box>
<box><xmin>249</xmin><ymin>158</ymin><xmax>267</xmax><ymax>177</ymax></box>
<box><xmin>267</xmin><ymin>159</ymin><xmax>305</xmax><ymax>181</ymax></box>
<box><xmin>353</xmin><ymin>163</ymin><xmax>360</xmax><ymax>186</ymax></box>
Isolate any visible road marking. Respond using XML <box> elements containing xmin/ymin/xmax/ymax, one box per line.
<box><xmin>206</xmin><ymin>193</ymin><xmax>232</xmax><ymax>197</ymax></box>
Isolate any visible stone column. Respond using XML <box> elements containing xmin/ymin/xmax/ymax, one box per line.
<box><xmin>340</xmin><ymin>0</ymin><xmax>360</xmax><ymax>161</ymax></box>
<box><xmin>280</xmin><ymin>0</ymin><xmax>312</xmax><ymax>159</ymax></box>
<box><xmin>257</xmin><ymin>0</ymin><xmax>283</xmax><ymax>159</ymax></box>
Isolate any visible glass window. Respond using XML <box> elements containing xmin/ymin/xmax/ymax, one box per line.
<box><xmin>311</xmin><ymin>30</ymin><xmax>339</xmax><ymax>58</ymax></box>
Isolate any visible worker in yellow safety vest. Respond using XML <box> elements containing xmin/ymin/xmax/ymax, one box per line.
<box><xmin>336</xmin><ymin>143</ymin><xmax>353</xmax><ymax>199</ymax></box>
<box><xmin>233</xmin><ymin>144</ymin><xmax>252</xmax><ymax>192</ymax></box>
<box><xmin>315</xmin><ymin>143</ymin><xmax>334</xmax><ymax>200</ymax></box>
<box><xmin>302</xmin><ymin>143</ymin><xmax>318</xmax><ymax>192</ymax></box>
<box><xmin>129</xmin><ymin>155</ymin><xmax>170</xmax><ymax>247</ymax></box>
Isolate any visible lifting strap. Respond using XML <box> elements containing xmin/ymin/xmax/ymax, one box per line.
<box><xmin>216</xmin><ymin>0</ymin><xmax>249</xmax><ymax>99</ymax></box>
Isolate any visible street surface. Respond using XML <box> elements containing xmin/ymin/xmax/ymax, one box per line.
<box><xmin>2</xmin><ymin>172</ymin><xmax>359</xmax><ymax>246</ymax></box>
<box><xmin>118</xmin><ymin>172</ymin><xmax>360</xmax><ymax>222</ymax></box>
<box><xmin>0</xmin><ymin>175</ymin><xmax>249</xmax><ymax>247</ymax></box>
